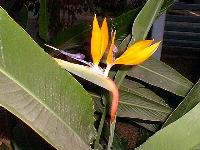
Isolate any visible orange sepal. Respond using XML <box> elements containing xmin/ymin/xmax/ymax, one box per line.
<box><xmin>91</xmin><ymin>15</ymin><xmax>101</xmax><ymax>65</ymax></box>
<box><xmin>100</xmin><ymin>18</ymin><xmax>108</xmax><ymax>59</ymax></box>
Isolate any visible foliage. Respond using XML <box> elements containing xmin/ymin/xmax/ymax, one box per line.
<box><xmin>1</xmin><ymin>0</ymin><xmax>200</xmax><ymax>150</ymax></box>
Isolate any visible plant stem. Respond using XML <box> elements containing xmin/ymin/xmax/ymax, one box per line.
<box><xmin>94</xmin><ymin>103</ymin><xmax>108</xmax><ymax>149</ymax></box>
<box><xmin>107</xmin><ymin>116</ymin><xmax>116</xmax><ymax>150</ymax></box>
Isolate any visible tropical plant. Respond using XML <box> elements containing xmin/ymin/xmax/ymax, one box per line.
<box><xmin>1</xmin><ymin>0</ymin><xmax>200</xmax><ymax>150</ymax></box>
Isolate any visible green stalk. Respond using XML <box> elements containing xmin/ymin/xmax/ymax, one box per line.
<box><xmin>94</xmin><ymin>101</ymin><xmax>108</xmax><ymax>149</ymax></box>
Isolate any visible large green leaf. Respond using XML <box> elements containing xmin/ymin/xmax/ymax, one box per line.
<box><xmin>128</xmin><ymin>57</ymin><xmax>193</xmax><ymax>97</ymax></box>
<box><xmin>136</xmin><ymin>102</ymin><xmax>200</xmax><ymax>150</ymax></box>
<box><xmin>0</xmin><ymin>7</ymin><xmax>95</xmax><ymax>149</ymax></box>
<box><xmin>163</xmin><ymin>79</ymin><xmax>200</xmax><ymax>127</ymax></box>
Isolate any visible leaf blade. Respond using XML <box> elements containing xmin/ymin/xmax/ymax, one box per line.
<box><xmin>0</xmin><ymin>7</ymin><xmax>95</xmax><ymax>149</ymax></box>
<box><xmin>129</xmin><ymin>0</ymin><xmax>164</xmax><ymax>44</ymax></box>
<box><xmin>163</xmin><ymin>79</ymin><xmax>200</xmax><ymax>127</ymax></box>
<box><xmin>136</xmin><ymin>102</ymin><xmax>200</xmax><ymax>150</ymax></box>
<box><xmin>128</xmin><ymin>57</ymin><xmax>193</xmax><ymax>96</ymax></box>
<box><xmin>118</xmin><ymin>89</ymin><xmax>171</xmax><ymax>122</ymax></box>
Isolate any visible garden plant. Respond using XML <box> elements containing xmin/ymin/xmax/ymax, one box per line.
<box><xmin>0</xmin><ymin>0</ymin><xmax>200</xmax><ymax>150</ymax></box>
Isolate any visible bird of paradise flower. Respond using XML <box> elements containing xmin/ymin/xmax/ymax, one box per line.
<box><xmin>45</xmin><ymin>15</ymin><xmax>161</xmax><ymax>123</ymax></box>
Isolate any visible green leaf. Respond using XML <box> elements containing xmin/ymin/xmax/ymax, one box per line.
<box><xmin>49</xmin><ymin>22</ymin><xmax>91</xmax><ymax>50</ymax></box>
<box><xmin>39</xmin><ymin>0</ymin><xmax>49</xmax><ymax>42</ymax></box>
<box><xmin>163</xmin><ymin>79</ymin><xmax>200</xmax><ymax>127</ymax></box>
<box><xmin>0</xmin><ymin>7</ymin><xmax>95</xmax><ymax>150</ymax></box>
<box><xmin>135</xmin><ymin>102</ymin><xmax>200</xmax><ymax>150</ymax></box>
<box><xmin>121</xmin><ymin>79</ymin><xmax>167</xmax><ymax>106</ymax></box>
<box><xmin>112</xmin><ymin>8</ymin><xmax>141</xmax><ymax>41</ymax></box>
<box><xmin>127</xmin><ymin>57</ymin><xmax>193</xmax><ymax>97</ymax></box>
<box><xmin>129</xmin><ymin>0</ymin><xmax>164</xmax><ymax>45</ymax></box>
<box><xmin>158</xmin><ymin>0</ymin><xmax>174</xmax><ymax>18</ymax></box>
<box><xmin>115</xmin><ymin>34</ymin><xmax>131</xmax><ymax>58</ymax></box>
<box><xmin>134</xmin><ymin>121</ymin><xmax>159</xmax><ymax>132</ymax></box>
<box><xmin>118</xmin><ymin>89</ymin><xmax>171</xmax><ymax>122</ymax></box>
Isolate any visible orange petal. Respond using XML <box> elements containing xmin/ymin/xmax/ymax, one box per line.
<box><xmin>106</xmin><ymin>30</ymin><xmax>116</xmax><ymax>65</ymax></box>
<box><xmin>91</xmin><ymin>15</ymin><xmax>102</xmax><ymax>65</ymax></box>
<box><xmin>100</xmin><ymin>18</ymin><xmax>108</xmax><ymax>59</ymax></box>
<box><xmin>114</xmin><ymin>41</ymin><xmax>161</xmax><ymax>65</ymax></box>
